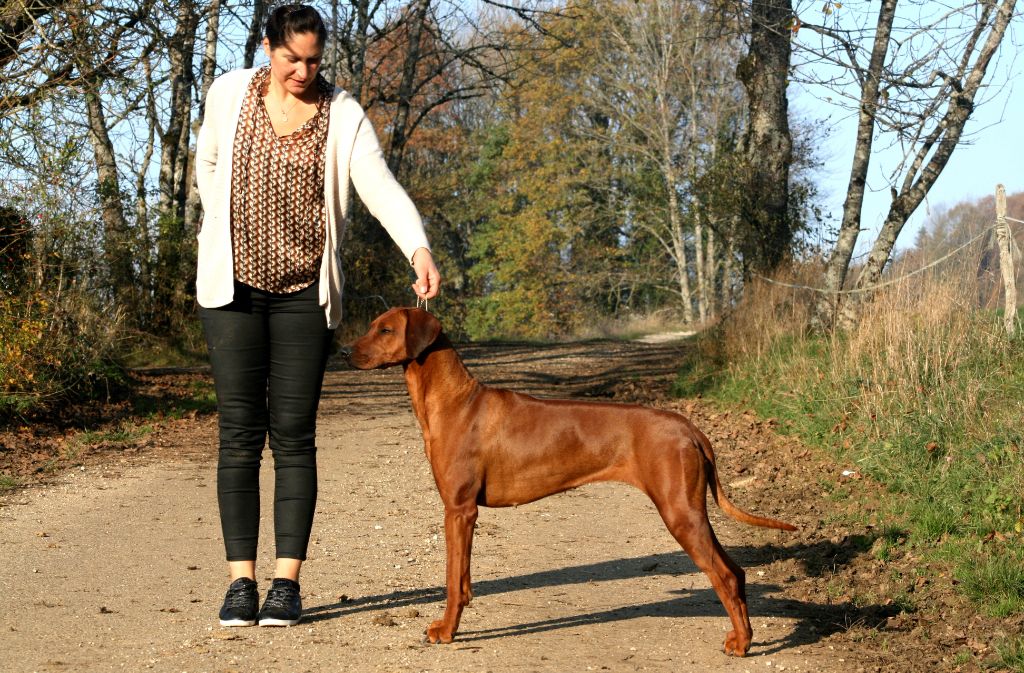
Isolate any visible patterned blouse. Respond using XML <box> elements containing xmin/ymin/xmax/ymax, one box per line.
<box><xmin>229</xmin><ymin>66</ymin><xmax>332</xmax><ymax>294</ymax></box>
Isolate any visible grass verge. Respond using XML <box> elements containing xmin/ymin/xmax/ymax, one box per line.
<box><xmin>676</xmin><ymin>263</ymin><xmax>1024</xmax><ymax>657</ymax></box>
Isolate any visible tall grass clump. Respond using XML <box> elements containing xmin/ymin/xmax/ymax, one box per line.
<box><xmin>683</xmin><ymin>256</ymin><xmax>1024</xmax><ymax>614</ymax></box>
<box><xmin>994</xmin><ymin>636</ymin><xmax>1024</xmax><ymax>673</ymax></box>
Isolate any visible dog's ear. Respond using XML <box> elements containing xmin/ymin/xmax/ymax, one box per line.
<box><xmin>405</xmin><ymin>308</ymin><xmax>442</xmax><ymax>360</ymax></box>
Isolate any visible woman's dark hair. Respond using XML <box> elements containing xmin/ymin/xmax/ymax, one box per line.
<box><xmin>265</xmin><ymin>4</ymin><xmax>328</xmax><ymax>50</ymax></box>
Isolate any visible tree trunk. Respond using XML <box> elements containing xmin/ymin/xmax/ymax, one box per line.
<box><xmin>135</xmin><ymin>55</ymin><xmax>158</xmax><ymax>320</ymax></box>
<box><xmin>688</xmin><ymin>115</ymin><xmax>708</xmax><ymax>323</ymax></box>
<box><xmin>387</xmin><ymin>0</ymin><xmax>432</xmax><ymax>176</ymax></box>
<box><xmin>815</xmin><ymin>0</ymin><xmax>898</xmax><ymax>328</ymax></box>
<box><xmin>158</xmin><ymin>1</ymin><xmax>197</xmax><ymax>222</ymax></box>
<box><xmin>723</xmin><ymin>235</ymin><xmax>737</xmax><ymax>308</ymax></box>
<box><xmin>706</xmin><ymin>223</ymin><xmax>718</xmax><ymax>320</ymax></box>
<box><xmin>154</xmin><ymin>0</ymin><xmax>198</xmax><ymax>328</ymax></box>
<box><xmin>350</xmin><ymin>0</ymin><xmax>371</xmax><ymax>102</ymax></box>
<box><xmin>694</xmin><ymin>215</ymin><xmax>708</xmax><ymax>324</ymax></box>
<box><xmin>186</xmin><ymin>0</ymin><xmax>221</xmax><ymax>235</ymax></box>
<box><xmin>243</xmin><ymin>0</ymin><xmax>268</xmax><ymax>68</ymax></box>
<box><xmin>198</xmin><ymin>0</ymin><xmax>223</xmax><ymax>137</ymax></box>
<box><xmin>84</xmin><ymin>85</ymin><xmax>136</xmax><ymax>313</ymax></box>
<box><xmin>666</xmin><ymin>165</ymin><xmax>694</xmax><ymax>323</ymax></box>
<box><xmin>735</xmin><ymin>0</ymin><xmax>794</xmax><ymax>272</ymax></box>
<box><xmin>329</xmin><ymin>0</ymin><xmax>339</xmax><ymax>84</ymax></box>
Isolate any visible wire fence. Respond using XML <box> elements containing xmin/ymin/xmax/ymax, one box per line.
<box><xmin>754</xmin><ymin>222</ymin><xmax>1007</xmax><ymax>295</ymax></box>
<box><xmin>751</xmin><ymin>184</ymin><xmax>1021</xmax><ymax>334</ymax></box>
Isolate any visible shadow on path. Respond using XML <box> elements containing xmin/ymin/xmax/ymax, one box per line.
<box><xmin>303</xmin><ymin>544</ymin><xmax>900</xmax><ymax>653</ymax></box>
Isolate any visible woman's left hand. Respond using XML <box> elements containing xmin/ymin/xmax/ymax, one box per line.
<box><xmin>411</xmin><ymin>248</ymin><xmax>441</xmax><ymax>300</ymax></box>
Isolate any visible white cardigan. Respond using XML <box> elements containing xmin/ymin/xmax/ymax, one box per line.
<box><xmin>195</xmin><ymin>68</ymin><xmax>430</xmax><ymax>328</ymax></box>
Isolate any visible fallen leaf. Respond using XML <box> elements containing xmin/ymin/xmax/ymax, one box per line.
<box><xmin>729</xmin><ymin>476</ymin><xmax>757</xmax><ymax>489</ymax></box>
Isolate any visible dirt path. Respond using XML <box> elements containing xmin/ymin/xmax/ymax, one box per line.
<box><xmin>0</xmin><ymin>339</ymin><xmax>954</xmax><ymax>672</ymax></box>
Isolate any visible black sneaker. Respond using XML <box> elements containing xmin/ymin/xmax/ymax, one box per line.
<box><xmin>258</xmin><ymin>578</ymin><xmax>302</xmax><ymax>626</ymax></box>
<box><xmin>218</xmin><ymin>577</ymin><xmax>258</xmax><ymax>627</ymax></box>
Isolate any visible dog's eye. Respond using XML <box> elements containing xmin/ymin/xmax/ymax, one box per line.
<box><xmin>379</xmin><ymin>327</ymin><xmax>393</xmax><ymax>334</ymax></box>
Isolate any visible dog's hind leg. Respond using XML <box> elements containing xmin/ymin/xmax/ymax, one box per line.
<box><xmin>649</xmin><ymin>483</ymin><xmax>753</xmax><ymax>656</ymax></box>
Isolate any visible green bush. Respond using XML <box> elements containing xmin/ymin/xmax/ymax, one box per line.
<box><xmin>0</xmin><ymin>289</ymin><xmax>125</xmax><ymax>422</ymax></box>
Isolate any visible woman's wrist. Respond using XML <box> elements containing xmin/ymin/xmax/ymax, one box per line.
<box><xmin>411</xmin><ymin>247</ymin><xmax>431</xmax><ymax>266</ymax></box>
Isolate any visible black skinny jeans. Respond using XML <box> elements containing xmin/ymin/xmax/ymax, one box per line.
<box><xmin>200</xmin><ymin>281</ymin><xmax>334</xmax><ymax>561</ymax></box>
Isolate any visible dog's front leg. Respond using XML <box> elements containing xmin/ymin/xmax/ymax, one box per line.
<box><xmin>426</xmin><ymin>502</ymin><xmax>478</xmax><ymax>643</ymax></box>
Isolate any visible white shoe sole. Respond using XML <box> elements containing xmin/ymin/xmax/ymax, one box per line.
<box><xmin>219</xmin><ymin>618</ymin><xmax>256</xmax><ymax>627</ymax></box>
<box><xmin>259</xmin><ymin>617</ymin><xmax>300</xmax><ymax>627</ymax></box>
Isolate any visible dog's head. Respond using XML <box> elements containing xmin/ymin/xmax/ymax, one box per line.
<box><xmin>345</xmin><ymin>307</ymin><xmax>443</xmax><ymax>370</ymax></box>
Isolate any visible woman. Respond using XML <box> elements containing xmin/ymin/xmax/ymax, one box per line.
<box><xmin>194</xmin><ymin>4</ymin><xmax>440</xmax><ymax>628</ymax></box>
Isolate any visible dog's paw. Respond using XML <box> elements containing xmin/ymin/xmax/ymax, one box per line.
<box><xmin>425</xmin><ymin>619</ymin><xmax>454</xmax><ymax>644</ymax></box>
<box><xmin>723</xmin><ymin>630</ymin><xmax>750</xmax><ymax>657</ymax></box>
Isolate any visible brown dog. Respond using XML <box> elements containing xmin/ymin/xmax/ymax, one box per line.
<box><xmin>346</xmin><ymin>307</ymin><xmax>796</xmax><ymax>656</ymax></box>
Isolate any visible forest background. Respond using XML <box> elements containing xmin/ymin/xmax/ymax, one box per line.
<box><xmin>1</xmin><ymin>0</ymin><xmax>1021</xmax><ymax>358</ymax></box>
<box><xmin>1</xmin><ymin>2</ymin><xmax>1024</xmax><ymax>666</ymax></box>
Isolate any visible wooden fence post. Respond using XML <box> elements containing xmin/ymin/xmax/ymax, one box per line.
<box><xmin>995</xmin><ymin>184</ymin><xmax>1018</xmax><ymax>335</ymax></box>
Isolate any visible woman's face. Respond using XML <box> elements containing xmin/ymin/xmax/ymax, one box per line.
<box><xmin>262</xmin><ymin>31</ymin><xmax>324</xmax><ymax>97</ymax></box>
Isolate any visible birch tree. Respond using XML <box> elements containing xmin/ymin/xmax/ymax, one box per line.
<box><xmin>795</xmin><ymin>0</ymin><xmax>1020</xmax><ymax>327</ymax></box>
<box><xmin>589</xmin><ymin>0</ymin><xmax>746</xmax><ymax>323</ymax></box>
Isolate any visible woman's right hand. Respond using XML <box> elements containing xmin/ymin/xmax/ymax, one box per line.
<box><xmin>411</xmin><ymin>248</ymin><xmax>441</xmax><ymax>300</ymax></box>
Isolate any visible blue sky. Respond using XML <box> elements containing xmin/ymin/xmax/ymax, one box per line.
<box><xmin>796</xmin><ymin>80</ymin><xmax>1023</xmax><ymax>252</ymax></box>
<box><xmin>789</xmin><ymin>6</ymin><xmax>1023</xmax><ymax>253</ymax></box>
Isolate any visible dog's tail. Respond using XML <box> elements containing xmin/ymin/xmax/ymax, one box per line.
<box><xmin>696</xmin><ymin>431</ymin><xmax>798</xmax><ymax>532</ymax></box>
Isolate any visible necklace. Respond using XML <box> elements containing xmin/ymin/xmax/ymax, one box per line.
<box><xmin>279</xmin><ymin>97</ymin><xmax>301</xmax><ymax>121</ymax></box>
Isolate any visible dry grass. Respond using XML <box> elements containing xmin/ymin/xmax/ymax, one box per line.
<box><xmin>838</xmin><ymin>260</ymin><xmax>1007</xmax><ymax>429</ymax></box>
<box><xmin>722</xmin><ymin>257</ymin><xmax>1016</xmax><ymax>444</ymax></box>
<box><xmin>720</xmin><ymin>262</ymin><xmax>821</xmax><ymax>362</ymax></box>
<box><xmin>581</xmin><ymin>307</ymin><xmax>692</xmax><ymax>341</ymax></box>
